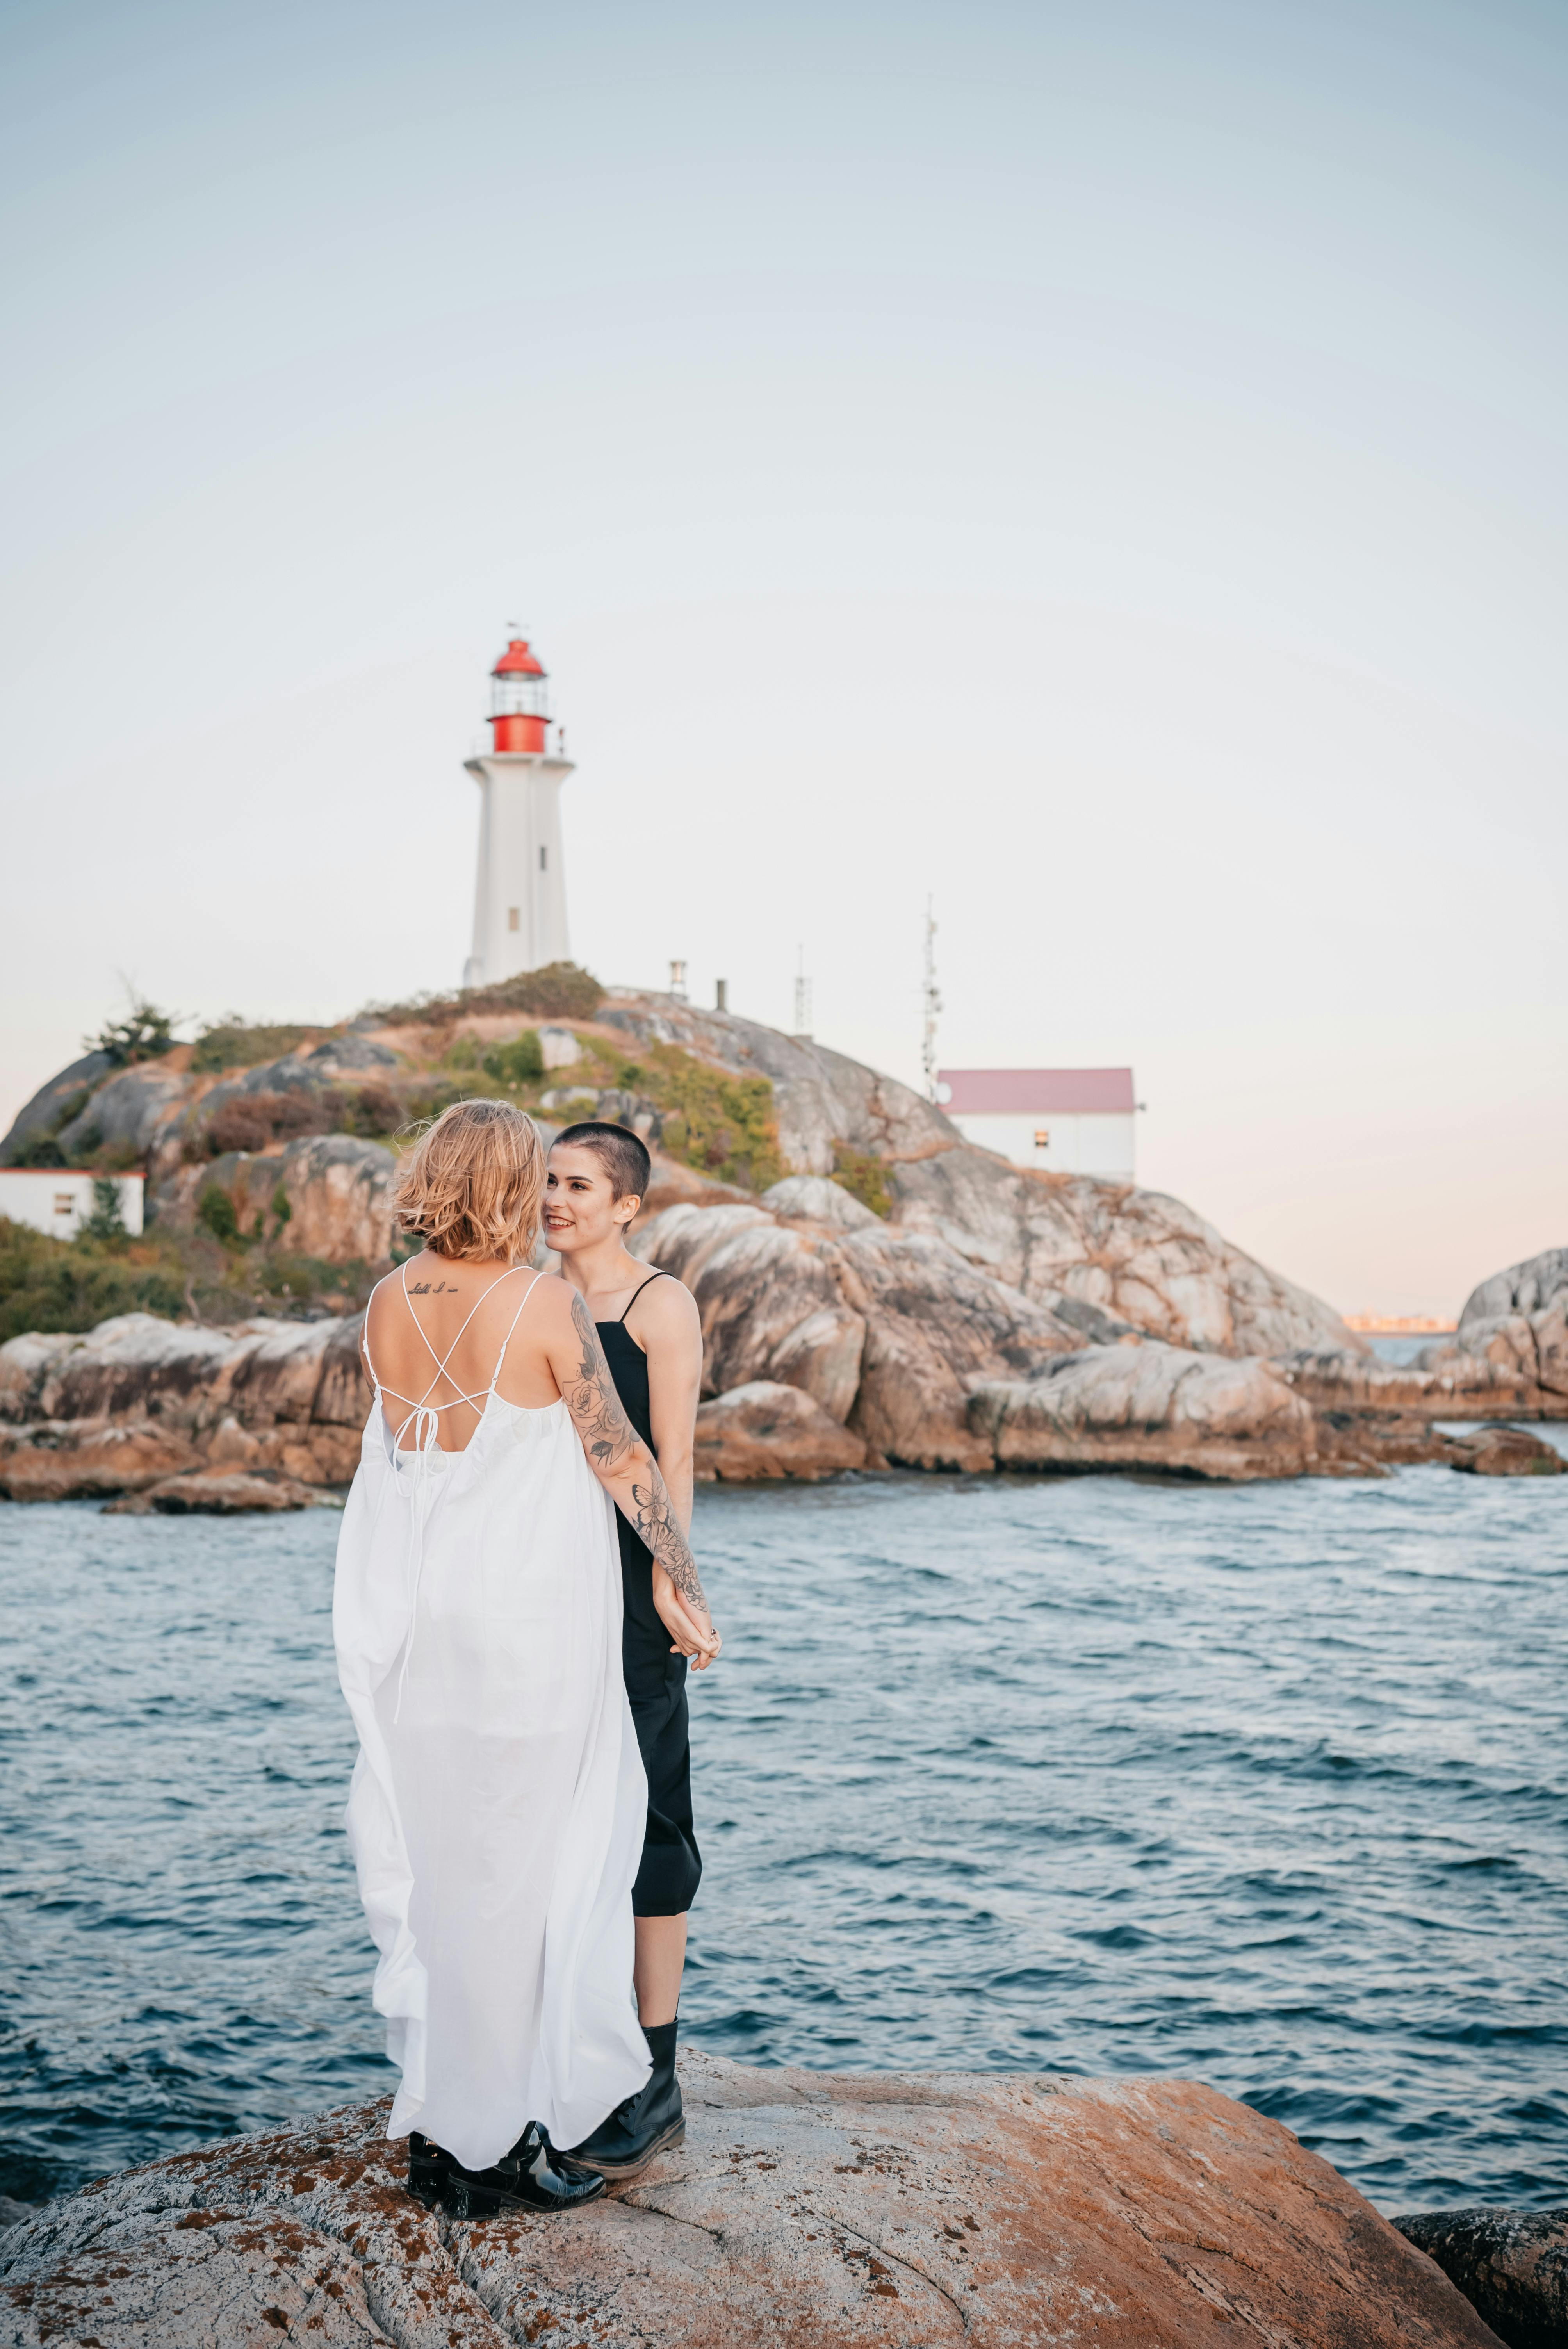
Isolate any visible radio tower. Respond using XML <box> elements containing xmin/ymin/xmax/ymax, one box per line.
<box><xmin>921</xmin><ymin>896</ymin><xmax>941</xmax><ymax>1101</ymax></box>
<box><xmin>792</xmin><ymin>945</ymin><xmax>813</xmax><ymax>1042</ymax></box>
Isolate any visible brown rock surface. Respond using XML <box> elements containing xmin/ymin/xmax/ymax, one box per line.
<box><xmin>0</xmin><ymin>2055</ymin><xmax>1502</xmax><ymax>2348</ymax></box>
<box><xmin>0</xmin><ymin>1419</ymin><xmax>201</xmax><ymax>1501</ymax></box>
<box><xmin>695</xmin><ymin>1381</ymin><xmax>868</xmax><ymax>1480</ymax></box>
<box><xmin>1273</xmin><ymin>1346</ymin><xmax>1567</xmax><ymax>1424</ymax></box>
<box><xmin>1446</xmin><ymin>1424</ymin><xmax>1566</xmax><ymax>1477</ymax></box>
<box><xmin>0</xmin><ymin>1312</ymin><xmax>370</xmax><ymax>1499</ymax></box>
<box><xmin>638</xmin><ymin>1199</ymin><xmax>1080</xmax><ymax>1469</ymax></box>
<box><xmin>638</xmin><ymin>1203</ymin><xmax>864</xmax><ymax>1414</ymax></box>
<box><xmin>156</xmin><ymin>1134</ymin><xmax>398</xmax><ymax>1263</ymax></box>
<box><xmin>103</xmin><ymin>1467</ymin><xmax>334</xmax><ymax>1513</ymax></box>
<box><xmin>969</xmin><ymin>1347</ymin><xmax>1318</xmax><ymax>1482</ymax></box>
<box><xmin>836</xmin><ymin>1227</ymin><xmax>1076</xmax><ymax>1470</ymax></box>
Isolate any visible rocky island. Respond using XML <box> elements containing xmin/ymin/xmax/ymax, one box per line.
<box><xmin>1</xmin><ymin>971</ymin><xmax>1563</xmax><ymax>1500</ymax></box>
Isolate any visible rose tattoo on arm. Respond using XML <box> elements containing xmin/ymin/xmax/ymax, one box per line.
<box><xmin>565</xmin><ymin>1294</ymin><xmax>711</xmax><ymax>1615</ymax></box>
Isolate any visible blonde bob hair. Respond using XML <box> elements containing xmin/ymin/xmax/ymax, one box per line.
<box><xmin>392</xmin><ymin>1098</ymin><xmax>546</xmax><ymax>1263</ymax></box>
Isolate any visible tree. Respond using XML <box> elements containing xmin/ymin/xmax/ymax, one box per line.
<box><xmin>90</xmin><ymin>996</ymin><xmax>178</xmax><ymax>1066</ymax></box>
<box><xmin>82</xmin><ymin>1178</ymin><xmax>127</xmax><ymax>1240</ymax></box>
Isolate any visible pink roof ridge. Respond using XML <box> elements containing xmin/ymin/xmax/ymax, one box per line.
<box><xmin>938</xmin><ymin>1068</ymin><xmax>1135</xmax><ymax>1114</ymax></box>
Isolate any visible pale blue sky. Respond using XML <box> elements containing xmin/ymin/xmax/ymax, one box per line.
<box><xmin>2</xmin><ymin>0</ymin><xmax>1564</xmax><ymax>1311</ymax></box>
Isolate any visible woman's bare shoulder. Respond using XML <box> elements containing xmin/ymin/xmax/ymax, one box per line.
<box><xmin>627</xmin><ymin>1266</ymin><xmax>700</xmax><ymax>1339</ymax></box>
<box><xmin>522</xmin><ymin>1268</ymin><xmax>590</xmax><ymax>1340</ymax></box>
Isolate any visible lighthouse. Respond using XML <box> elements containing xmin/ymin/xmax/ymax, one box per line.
<box><xmin>461</xmin><ymin>634</ymin><xmax>574</xmax><ymax>989</ymax></box>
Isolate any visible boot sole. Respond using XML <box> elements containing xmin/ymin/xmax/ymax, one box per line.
<box><xmin>569</xmin><ymin>2117</ymin><xmax>686</xmax><ymax>2182</ymax></box>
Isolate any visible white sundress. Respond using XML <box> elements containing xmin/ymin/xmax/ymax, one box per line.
<box><xmin>333</xmin><ymin>1265</ymin><xmax>652</xmax><ymax>2173</ymax></box>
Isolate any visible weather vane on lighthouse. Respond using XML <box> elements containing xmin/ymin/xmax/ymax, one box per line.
<box><xmin>461</xmin><ymin>631</ymin><xmax>575</xmax><ymax>989</ymax></box>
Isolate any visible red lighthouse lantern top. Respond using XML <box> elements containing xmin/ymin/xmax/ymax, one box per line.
<box><xmin>488</xmin><ymin>635</ymin><xmax>551</xmax><ymax>753</ymax></box>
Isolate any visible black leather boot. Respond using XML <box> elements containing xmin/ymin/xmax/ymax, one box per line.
<box><xmin>563</xmin><ymin>2019</ymin><xmax>684</xmax><ymax>2181</ymax></box>
<box><xmin>407</xmin><ymin>2130</ymin><xmax>450</xmax><ymax>2206</ymax></box>
<box><xmin>439</xmin><ymin>2122</ymin><xmax>607</xmax><ymax>2217</ymax></box>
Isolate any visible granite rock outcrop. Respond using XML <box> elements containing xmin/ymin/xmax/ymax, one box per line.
<box><xmin>0</xmin><ymin>1312</ymin><xmax>368</xmax><ymax>1501</ymax></box>
<box><xmin>1413</xmin><ymin>1246</ymin><xmax>1568</xmax><ymax>1411</ymax></box>
<box><xmin>0</xmin><ymin>2054</ymin><xmax>1505</xmax><ymax>2349</ymax></box>
<box><xmin>157</xmin><ymin>1134</ymin><xmax>398</xmax><ymax>1262</ymax></box>
<box><xmin>695</xmin><ymin>1381</ymin><xmax>868</xmax><ymax>1480</ymax></box>
<box><xmin>970</xmin><ymin>1346</ymin><xmax>1318</xmax><ymax>1482</ymax></box>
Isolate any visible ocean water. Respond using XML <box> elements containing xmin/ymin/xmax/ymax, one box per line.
<box><xmin>2</xmin><ymin>1453</ymin><xmax>1565</xmax><ymax>2216</ymax></box>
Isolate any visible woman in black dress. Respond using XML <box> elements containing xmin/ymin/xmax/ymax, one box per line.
<box><xmin>543</xmin><ymin>1120</ymin><xmax>713</xmax><ymax>2179</ymax></box>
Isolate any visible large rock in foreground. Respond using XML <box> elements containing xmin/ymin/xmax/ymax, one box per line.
<box><xmin>0</xmin><ymin>2054</ymin><xmax>1501</xmax><ymax>2348</ymax></box>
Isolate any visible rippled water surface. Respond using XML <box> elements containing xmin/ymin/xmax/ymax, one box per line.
<box><xmin>3</xmin><ymin>1457</ymin><xmax>1565</xmax><ymax>2213</ymax></box>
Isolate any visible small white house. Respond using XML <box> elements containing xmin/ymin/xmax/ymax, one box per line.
<box><xmin>0</xmin><ymin>1169</ymin><xmax>145</xmax><ymax>1239</ymax></box>
<box><xmin>937</xmin><ymin>1068</ymin><xmax>1137</xmax><ymax>1179</ymax></box>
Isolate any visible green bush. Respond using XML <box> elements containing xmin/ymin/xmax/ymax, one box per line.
<box><xmin>443</xmin><ymin>1035</ymin><xmax>481</xmax><ymax>1072</ymax></box>
<box><xmin>483</xmin><ymin>1032</ymin><xmax>545</xmax><ymax>1087</ymax></box>
<box><xmin>12</xmin><ymin>1133</ymin><xmax>66</xmax><ymax>1168</ymax></box>
<box><xmin>82</xmin><ymin>1178</ymin><xmax>128</xmax><ymax>1241</ymax></box>
<box><xmin>191</xmin><ymin>1021</ymin><xmax>323</xmax><ymax>1073</ymax></box>
<box><xmin>0</xmin><ymin>1219</ymin><xmax>186</xmax><ymax>1344</ymax></box>
<box><xmin>831</xmin><ymin>1143</ymin><xmax>892</xmax><ymax>1219</ymax></box>
<box><xmin>635</xmin><ymin>1045</ymin><xmax>782</xmax><ymax>1191</ymax></box>
<box><xmin>197</xmin><ymin>1187</ymin><xmax>241</xmax><ymax>1246</ymax></box>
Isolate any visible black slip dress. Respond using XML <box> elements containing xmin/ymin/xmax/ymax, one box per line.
<box><xmin>596</xmin><ymin>1273</ymin><xmax>703</xmax><ymax>1919</ymax></box>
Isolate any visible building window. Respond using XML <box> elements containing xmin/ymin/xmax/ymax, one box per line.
<box><xmin>54</xmin><ymin>1192</ymin><xmax>74</xmax><ymax>1215</ymax></box>
<box><xmin>539</xmin><ymin>845</ymin><xmax>547</xmax><ymax>871</ymax></box>
<box><xmin>507</xmin><ymin>907</ymin><xmax>520</xmax><ymax>932</ymax></box>
<box><xmin>1033</xmin><ymin>1129</ymin><xmax>1051</xmax><ymax>1150</ymax></box>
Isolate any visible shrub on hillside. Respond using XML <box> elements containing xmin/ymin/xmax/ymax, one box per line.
<box><xmin>12</xmin><ymin>1134</ymin><xmax>67</xmax><ymax>1168</ymax></box>
<box><xmin>638</xmin><ymin>1046</ymin><xmax>782</xmax><ymax>1191</ymax></box>
<box><xmin>366</xmin><ymin>961</ymin><xmax>606</xmax><ymax>1027</ymax></box>
<box><xmin>204</xmin><ymin>1091</ymin><xmax>340</xmax><ymax>1155</ymax></box>
<box><xmin>192</xmin><ymin>1021</ymin><xmax>323</xmax><ymax>1073</ymax></box>
<box><xmin>831</xmin><ymin>1142</ymin><xmax>892</xmax><ymax>1219</ymax></box>
<box><xmin>0</xmin><ymin>1219</ymin><xmax>185</xmax><ymax>1344</ymax></box>
<box><xmin>198</xmin><ymin>1187</ymin><xmax>241</xmax><ymax>1245</ymax></box>
<box><xmin>339</xmin><ymin>1084</ymin><xmax>403</xmax><ymax>1137</ymax></box>
<box><xmin>483</xmin><ymin>1033</ymin><xmax>545</xmax><ymax>1087</ymax></box>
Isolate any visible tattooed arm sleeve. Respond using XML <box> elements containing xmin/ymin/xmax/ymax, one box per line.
<box><xmin>558</xmin><ymin>1291</ymin><xmax>711</xmax><ymax>1615</ymax></box>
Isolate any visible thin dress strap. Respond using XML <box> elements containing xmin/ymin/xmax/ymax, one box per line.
<box><xmin>618</xmin><ymin>1270</ymin><xmax>669</xmax><ymax>1323</ymax></box>
<box><xmin>488</xmin><ymin>1269</ymin><xmax>546</xmax><ymax>1392</ymax></box>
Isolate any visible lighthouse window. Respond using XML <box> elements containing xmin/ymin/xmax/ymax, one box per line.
<box><xmin>507</xmin><ymin>907</ymin><xmax>520</xmax><ymax>932</ymax></box>
<box><xmin>1033</xmin><ymin>1129</ymin><xmax>1051</xmax><ymax>1149</ymax></box>
<box><xmin>539</xmin><ymin>846</ymin><xmax>547</xmax><ymax>871</ymax></box>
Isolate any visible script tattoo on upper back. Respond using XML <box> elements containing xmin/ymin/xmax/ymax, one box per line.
<box><xmin>564</xmin><ymin>1292</ymin><xmax>710</xmax><ymax>1617</ymax></box>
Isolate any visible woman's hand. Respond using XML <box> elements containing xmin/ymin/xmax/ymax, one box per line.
<box><xmin>651</xmin><ymin>1565</ymin><xmax>722</xmax><ymax>1670</ymax></box>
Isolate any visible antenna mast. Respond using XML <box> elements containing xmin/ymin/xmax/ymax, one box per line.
<box><xmin>921</xmin><ymin>896</ymin><xmax>941</xmax><ymax>1101</ymax></box>
<box><xmin>792</xmin><ymin>944</ymin><xmax>813</xmax><ymax>1042</ymax></box>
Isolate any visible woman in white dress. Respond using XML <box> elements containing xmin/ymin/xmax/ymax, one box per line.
<box><xmin>334</xmin><ymin>1099</ymin><xmax>720</xmax><ymax>2217</ymax></box>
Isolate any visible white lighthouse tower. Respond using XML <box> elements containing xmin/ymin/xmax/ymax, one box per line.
<box><xmin>462</xmin><ymin>634</ymin><xmax>574</xmax><ymax>989</ymax></box>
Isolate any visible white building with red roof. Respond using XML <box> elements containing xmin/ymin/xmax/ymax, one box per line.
<box><xmin>936</xmin><ymin>1067</ymin><xmax>1137</xmax><ymax>1179</ymax></box>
